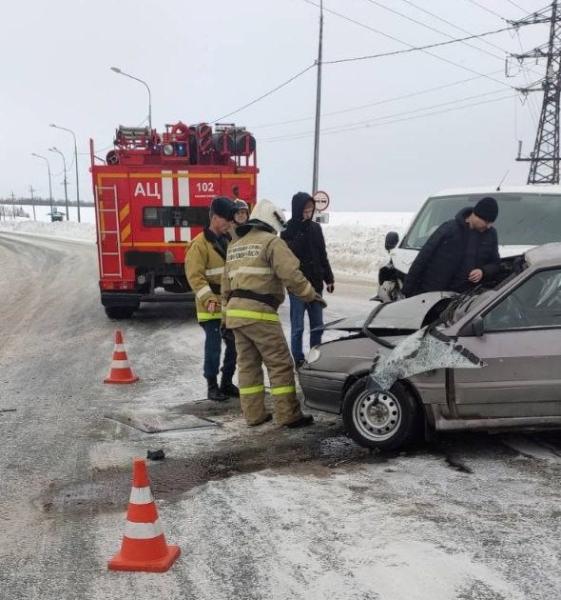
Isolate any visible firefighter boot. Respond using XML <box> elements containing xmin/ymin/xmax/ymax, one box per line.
<box><xmin>285</xmin><ymin>414</ymin><xmax>314</xmax><ymax>429</ymax></box>
<box><xmin>206</xmin><ymin>377</ymin><xmax>228</xmax><ymax>402</ymax></box>
<box><xmin>220</xmin><ymin>376</ymin><xmax>240</xmax><ymax>398</ymax></box>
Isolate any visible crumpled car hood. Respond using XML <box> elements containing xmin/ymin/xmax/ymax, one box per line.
<box><xmin>368</xmin><ymin>326</ymin><xmax>485</xmax><ymax>392</ymax></box>
<box><xmin>324</xmin><ymin>292</ymin><xmax>457</xmax><ymax>332</ymax></box>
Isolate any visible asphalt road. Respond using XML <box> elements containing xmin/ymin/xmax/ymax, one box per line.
<box><xmin>1</xmin><ymin>232</ymin><xmax>561</xmax><ymax>600</ymax></box>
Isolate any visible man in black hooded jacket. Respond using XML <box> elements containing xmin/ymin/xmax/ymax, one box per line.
<box><xmin>402</xmin><ymin>196</ymin><xmax>500</xmax><ymax>297</ymax></box>
<box><xmin>281</xmin><ymin>192</ymin><xmax>334</xmax><ymax>366</ymax></box>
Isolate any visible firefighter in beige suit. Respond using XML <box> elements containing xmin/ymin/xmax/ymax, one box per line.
<box><xmin>186</xmin><ymin>197</ymin><xmax>237</xmax><ymax>402</ymax></box>
<box><xmin>222</xmin><ymin>199</ymin><xmax>324</xmax><ymax>428</ymax></box>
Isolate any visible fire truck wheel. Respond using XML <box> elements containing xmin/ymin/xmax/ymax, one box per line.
<box><xmin>104</xmin><ymin>306</ymin><xmax>137</xmax><ymax>319</ymax></box>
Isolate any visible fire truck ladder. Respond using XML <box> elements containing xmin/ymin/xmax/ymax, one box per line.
<box><xmin>95</xmin><ymin>184</ymin><xmax>123</xmax><ymax>278</ymax></box>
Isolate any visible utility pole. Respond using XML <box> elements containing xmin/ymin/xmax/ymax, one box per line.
<box><xmin>312</xmin><ymin>0</ymin><xmax>324</xmax><ymax>194</ymax></box>
<box><xmin>29</xmin><ymin>185</ymin><xmax>36</xmax><ymax>221</ymax></box>
<box><xmin>511</xmin><ymin>1</ymin><xmax>561</xmax><ymax>183</ymax></box>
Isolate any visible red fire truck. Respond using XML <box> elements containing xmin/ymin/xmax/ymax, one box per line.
<box><xmin>90</xmin><ymin>121</ymin><xmax>257</xmax><ymax>318</ymax></box>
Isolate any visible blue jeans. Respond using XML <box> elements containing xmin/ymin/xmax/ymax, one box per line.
<box><xmin>200</xmin><ymin>320</ymin><xmax>237</xmax><ymax>380</ymax></box>
<box><xmin>289</xmin><ymin>293</ymin><xmax>324</xmax><ymax>363</ymax></box>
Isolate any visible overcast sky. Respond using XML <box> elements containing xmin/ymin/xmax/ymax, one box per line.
<box><xmin>0</xmin><ymin>0</ymin><xmax>550</xmax><ymax>220</ymax></box>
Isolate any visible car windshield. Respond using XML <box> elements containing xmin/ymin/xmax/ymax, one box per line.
<box><xmin>439</xmin><ymin>264</ymin><xmax>526</xmax><ymax>326</ymax></box>
<box><xmin>403</xmin><ymin>193</ymin><xmax>561</xmax><ymax>249</ymax></box>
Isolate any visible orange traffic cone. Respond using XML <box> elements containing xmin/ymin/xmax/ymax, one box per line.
<box><xmin>104</xmin><ymin>330</ymin><xmax>139</xmax><ymax>384</ymax></box>
<box><xmin>108</xmin><ymin>458</ymin><xmax>181</xmax><ymax>572</ymax></box>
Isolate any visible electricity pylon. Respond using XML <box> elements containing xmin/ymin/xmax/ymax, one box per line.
<box><xmin>511</xmin><ymin>0</ymin><xmax>561</xmax><ymax>183</ymax></box>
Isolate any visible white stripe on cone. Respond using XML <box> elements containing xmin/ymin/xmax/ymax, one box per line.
<box><xmin>114</xmin><ymin>344</ymin><xmax>126</xmax><ymax>352</ymax></box>
<box><xmin>129</xmin><ymin>486</ymin><xmax>153</xmax><ymax>505</ymax></box>
<box><xmin>111</xmin><ymin>360</ymin><xmax>132</xmax><ymax>369</ymax></box>
<box><xmin>124</xmin><ymin>519</ymin><xmax>164</xmax><ymax>540</ymax></box>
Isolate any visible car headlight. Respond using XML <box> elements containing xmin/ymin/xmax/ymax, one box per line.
<box><xmin>307</xmin><ymin>347</ymin><xmax>321</xmax><ymax>364</ymax></box>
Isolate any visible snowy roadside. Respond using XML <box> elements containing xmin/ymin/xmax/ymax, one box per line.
<box><xmin>3</xmin><ymin>222</ymin><xmax>561</xmax><ymax>600</ymax></box>
<box><xmin>323</xmin><ymin>211</ymin><xmax>413</xmax><ymax>281</ymax></box>
<box><xmin>0</xmin><ymin>212</ymin><xmax>413</xmax><ymax>280</ymax></box>
<box><xmin>0</xmin><ymin>218</ymin><xmax>95</xmax><ymax>243</ymax></box>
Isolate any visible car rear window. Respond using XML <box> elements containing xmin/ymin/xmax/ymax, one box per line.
<box><xmin>403</xmin><ymin>194</ymin><xmax>561</xmax><ymax>249</ymax></box>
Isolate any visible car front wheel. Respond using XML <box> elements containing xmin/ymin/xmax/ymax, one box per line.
<box><xmin>342</xmin><ymin>377</ymin><xmax>422</xmax><ymax>450</ymax></box>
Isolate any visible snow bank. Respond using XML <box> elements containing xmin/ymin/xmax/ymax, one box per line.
<box><xmin>0</xmin><ymin>211</ymin><xmax>414</xmax><ymax>280</ymax></box>
<box><xmin>323</xmin><ymin>211</ymin><xmax>413</xmax><ymax>280</ymax></box>
<box><xmin>0</xmin><ymin>218</ymin><xmax>95</xmax><ymax>242</ymax></box>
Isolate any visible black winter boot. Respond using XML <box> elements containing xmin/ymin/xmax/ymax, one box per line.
<box><xmin>220</xmin><ymin>376</ymin><xmax>240</xmax><ymax>398</ymax></box>
<box><xmin>207</xmin><ymin>377</ymin><xmax>228</xmax><ymax>402</ymax></box>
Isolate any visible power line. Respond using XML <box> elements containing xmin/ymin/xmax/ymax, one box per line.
<box><xmin>262</xmin><ymin>90</ymin><xmax>516</xmax><ymax>141</ymax></box>
<box><xmin>263</xmin><ymin>93</ymin><xmax>516</xmax><ymax>142</ymax></box>
<box><xmin>302</xmin><ymin>0</ymin><xmax>514</xmax><ymax>89</ymax></box>
<box><xmin>464</xmin><ymin>0</ymin><xmax>508</xmax><ymax>21</ymax></box>
<box><xmin>504</xmin><ymin>0</ymin><xmax>530</xmax><ymax>13</ymax></box>
<box><xmin>398</xmin><ymin>0</ymin><xmax>514</xmax><ymax>55</ymax></box>
<box><xmin>252</xmin><ymin>70</ymin><xmax>503</xmax><ymax>129</ymax></box>
<box><xmin>209</xmin><ymin>63</ymin><xmax>315</xmax><ymax>123</ymax></box>
<box><xmin>320</xmin><ymin>88</ymin><xmax>508</xmax><ymax>133</ymax></box>
<box><xmin>323</xmin><ymin>25</ymin><xmax>520</xmax><ymax>70</ymax></box>
<box><xmin>362</xmin><ymin>0</ymin><xmax>507</xmax><ymax>62</ymax></box>
<box><xmin>209</xmin><ymin>0</ymin><xmax>524</xmax><ymax>127</ymax></box>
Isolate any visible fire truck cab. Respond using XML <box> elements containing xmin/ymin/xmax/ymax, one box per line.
<box><xmin>90</xmin><ymin>121</ymin><xmax>257</xmax><ymax>318</ymax></box>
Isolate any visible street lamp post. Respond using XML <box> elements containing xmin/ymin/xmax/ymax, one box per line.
<box><xmin>29</xmin><ymin>185</ymin><xmax>36</xmax><ymax>221</ymax></box>
<box><xmin>110</xmin><ymin>66</ymin><xmax>152</xmax><ymax>130</ymax></box>
<box><xmin>49</xmin><ymin>147</ymin><xmax>70</xmax><ymax>220</ymax></box>
<box><xmin>50</xmin><ymin>123</ymin><xmax>81</xmax><ymax>222</ymax></box>
<box><xmin>31</xmin><ymin>153</ymin><xmax>53</xmax><ymax>216</ymax></box>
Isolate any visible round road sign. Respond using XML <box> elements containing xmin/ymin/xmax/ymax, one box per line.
<box><xmin>313</xmin><ymin>190</ymin><xmax>330</xmax><ymax>212</ymax></box>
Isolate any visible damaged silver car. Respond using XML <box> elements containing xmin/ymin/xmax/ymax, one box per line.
<box><xmin>300</xmin><ymin>243</ymin><xmax>561</xmax><ymax>450</ymax></box>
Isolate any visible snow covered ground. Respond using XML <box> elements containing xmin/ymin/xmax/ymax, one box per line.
<box><xmin>0</xmin><ymin>211</ymin><xmax>413</xmax><ymax>280</ymax></box>
<box><xmin>3</xmin><ymin>230</ymin><xmax>561</xmax><ymax>599</ymax></box>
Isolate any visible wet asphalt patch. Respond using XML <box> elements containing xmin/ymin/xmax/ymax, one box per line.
<box><xmin>37</xmin><ymin>423</ymin><xmax>380</xmax><ymax>516</ymax></box>
<box><xmin>36</xmin><ymin>410</ymin><xmax>561</xmax><ymax>520</ymax></box>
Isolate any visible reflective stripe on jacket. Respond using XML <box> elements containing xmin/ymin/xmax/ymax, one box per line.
<box><xmin>222</xmin><ymin>227</ymin><xmax>316</xmax><ymax>328</ymax></box>
<box><xmin>185</xmin><ymin>230</ymin><xmax>227</xmax><ymax>321</ymax></box>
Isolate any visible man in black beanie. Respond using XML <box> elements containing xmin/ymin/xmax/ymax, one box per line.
<box><xmin>402</xmin><ymin>196</ymin><xmax>500</xmax><ymax>297</ymax></box>
<box><xmin>185</xmin><ymin>196</ymin><xmax>238</xmax><ymax>401</ymax></box>
<box><xmin>281</xmin><ymin>192</ymin><xmax>334</xmax><ymax>367</ymax></box>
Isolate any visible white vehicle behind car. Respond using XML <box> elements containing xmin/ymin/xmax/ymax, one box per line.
<box><xmin>378</xmin><ymin>185</ymin><xmax>561</xmax><ymax>301</ymax></box>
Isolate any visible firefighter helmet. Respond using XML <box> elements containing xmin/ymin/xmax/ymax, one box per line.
<box><xmin>248</xmin><ymin>199</ymin><xmax>287</xmax><ymax>233</ymax></box>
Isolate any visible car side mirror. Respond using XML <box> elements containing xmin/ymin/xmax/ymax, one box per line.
<box><xmin>460</xmin><ymin>316</ymin><xmax>484</xmax><ymax>337</ymax></box>
<box><xmin>385</xmin><ymin>231</ymin><xmax>399</xmax><ymax>251</ymax></box>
